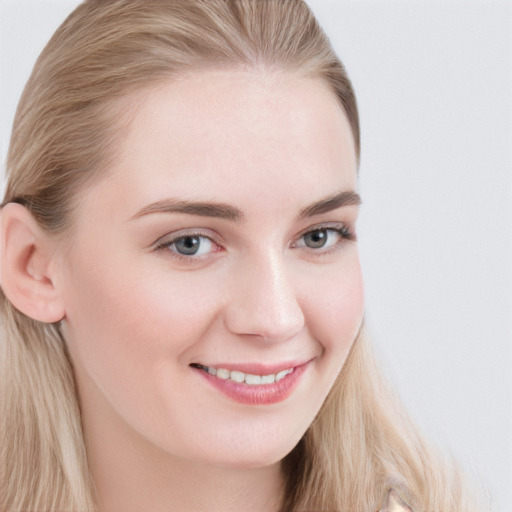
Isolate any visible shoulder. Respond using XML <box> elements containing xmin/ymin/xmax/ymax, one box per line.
<box><xmin>378</xmin><ymin>488</ymin><xmax>414</xmax><ymax>512</ymax></box>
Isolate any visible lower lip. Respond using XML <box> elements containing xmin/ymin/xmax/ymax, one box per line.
<box><xmin>193</xmin><ymin>362</ymin><xmax>310</xmax><ymax>405</ymax></box>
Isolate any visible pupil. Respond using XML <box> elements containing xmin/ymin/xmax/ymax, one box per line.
<box><xmin>305</xmin><ymin>230</ymin><xmax>327</xmax><ymax>248</ymax></box>
<box><xmin>176</xmin><ymin>236</ymin><xmax>200</xmax><ymax>255</ymax></box>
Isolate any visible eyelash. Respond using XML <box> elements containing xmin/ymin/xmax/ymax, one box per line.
<box><xmin>154</xmin><ymin>230</ymin><xmax>222</xmax><ymax>263</ymax></box>
<box><xmin>293</xmin><ymin>223</ymin><xmax>356</xmax><ymax>254</ymax></box>
<box><xmin>153</xmin><ymin>223</ymin><xmax>355</xmax><ymax>262</ymax></box>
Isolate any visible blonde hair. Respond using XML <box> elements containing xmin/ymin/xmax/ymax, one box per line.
<box><xmin>0</xmin><ymin>1</ymin><xmax>480</xmax><ymax>510</ymax></box>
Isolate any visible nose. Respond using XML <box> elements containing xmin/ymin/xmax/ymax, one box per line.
<box><xmin>223</xmin><ymin>251</ymin><xmax>305</xmax><ymax>344</ymax></box>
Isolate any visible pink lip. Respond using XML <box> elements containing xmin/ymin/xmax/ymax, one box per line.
<box><xmin>191</xmin><ymin>360</ymin><xmax>311</xmax><ymax>405</ymax></box>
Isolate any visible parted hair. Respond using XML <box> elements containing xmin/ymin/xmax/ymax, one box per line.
<box><xmin>1</xmin><ymin>1</ymin><xmax>479</xmax><ymax>511</ymax></box>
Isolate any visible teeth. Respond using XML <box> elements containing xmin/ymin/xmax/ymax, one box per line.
<box><xmin>230</xmin><ymin>370</ymin><xmax>245</xmax><ymax>383</ymax></box>
<box><xmin>245</xmin><ymin>374</ymin><xmax>261</xmax><ymax>385</ymax></box>
<box><xmin>275</xmin><ymin>368</ymin><xmax>293</xmax><ymax>382</ymax></box>
<box><xmin>194</xmin><ymin>364</ymin><xmax>294</xmax><ymax>385</ymax></box>
<box><xmin>216</xmin><ymin>368</ymin><xmax>230</xmax><ymax>380</ymax></box>
<box><xmin>260</xmin><ymin>374</ymin><xmax>275</xmax><ymax>384</ymax></box>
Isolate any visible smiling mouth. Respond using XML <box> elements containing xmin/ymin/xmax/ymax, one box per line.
<box><xmin>189</xmin><ymin>363</ymin><xmax>294</xmax><ymax>385</ymax></box>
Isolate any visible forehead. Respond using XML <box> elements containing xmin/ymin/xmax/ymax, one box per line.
<box><xmin>83</xmin><ymin>69</ymin><xmax>357</xmax><ymax>218</ymax></box>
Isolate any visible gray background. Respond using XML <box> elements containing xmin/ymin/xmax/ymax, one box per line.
<box><xmin>1</xmin><ymin>0</ymin><xmax>511</xmax><ymax>510</ymax></box>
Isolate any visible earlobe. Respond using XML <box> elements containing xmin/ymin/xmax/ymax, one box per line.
<box><xmin>0</xmin><ymin>203</ymin><xmax>65</xmax><ymax>323</ymax></box>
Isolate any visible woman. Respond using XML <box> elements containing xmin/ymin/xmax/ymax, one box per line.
<box><xmin>0</xmin><ymin>1</ymin><xmax>481</xmax><ymax>511</ymax></box>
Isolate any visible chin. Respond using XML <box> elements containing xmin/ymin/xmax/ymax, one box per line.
<box><xmin>182</xmin><ymin>431</ymin><xmax>303</xmax><ymax>471</ymax></box>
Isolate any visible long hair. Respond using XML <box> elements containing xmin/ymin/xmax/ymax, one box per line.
<box><xmin>0</xmin><ymin>1</ymin><xmax>479</xmax><ymax>510</ymax></box>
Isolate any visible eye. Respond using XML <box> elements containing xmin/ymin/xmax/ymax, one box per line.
<box><xmin>155</xmin><ymin>233</ymin><xmax>218</xmax><ymax>258</ymax></box>
<box><xmin>303</xmin><ymin>229</ymin><xmax>334</xmax><ymax>249</ymax></box>
<box><xmin>173</xmin><ymin>235</ymin><xmax>213</xmax><ymax>256</ymax></box>
<box><xmin>294</xmin><ymin>224</ymin><xmax>354</xmax><ymax>252</ymax></box>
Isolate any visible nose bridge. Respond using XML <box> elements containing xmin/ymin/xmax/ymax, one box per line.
<box><xmin>224</xmin><ymin>248</ymin><xmax>305</xmax><ymax>343</ymax></box>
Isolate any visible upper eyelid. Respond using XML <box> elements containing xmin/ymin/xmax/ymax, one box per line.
<box><xmin>152</xmin><ymin>228</ymin><xmax>222</xmax><ymax>247</ymax></box>
<box><xmin>297</xmin><ymin>222</ymin><xmax>351</xmax><ymax>236</ymax></box>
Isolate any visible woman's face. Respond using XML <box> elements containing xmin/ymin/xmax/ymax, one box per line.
<box><xmin>57</xmin><ymin>70</ymin><xmax>364</xmax><ymax>469</ymax></box>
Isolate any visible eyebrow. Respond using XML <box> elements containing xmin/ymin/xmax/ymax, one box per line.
<box><xmin>130</xmin><ymin>199</ymin><xmax>243</xmax><ymax>221</ymax></box>
<box><xmin>130</xmin><ymin>190</ymin><xmax>361</xmax><ymax>222</ymax></box>
<box><xmin>298</xmin><ymin>191</ymin><xmax>361</xmax><ymax>218</ymax></box>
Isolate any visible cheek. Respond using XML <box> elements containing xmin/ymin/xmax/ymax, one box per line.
<box><xmin>62</xmin><ymin>259</ymin><xmax>224</xmax><ymax>364</ymax></box>
<box><xmin>60</xmin><ymin>254</ymin><xmax>229</xmax><ymax>443</ymax></box>
<box><xmin>303</xmin><ymin>256</ymin><xmax>364</xmax><ymax>361</ymax></box>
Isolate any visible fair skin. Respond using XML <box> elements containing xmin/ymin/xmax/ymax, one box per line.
<box><xmin>1</xmin><ymin>69</ymin><xmax>363</xmax><ymax>511</ymax></box>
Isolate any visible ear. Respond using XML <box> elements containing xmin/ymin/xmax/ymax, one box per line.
<box><xmin>0</xmin><ymin>203</ymin><xmax>65</xmax><ymax>323</ymax></box>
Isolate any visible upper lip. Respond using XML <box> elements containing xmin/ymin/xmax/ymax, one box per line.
<box><xmin>190</xmin><ymin>359</ymin><xmax>313</xmax><ymax>375</ymax></box>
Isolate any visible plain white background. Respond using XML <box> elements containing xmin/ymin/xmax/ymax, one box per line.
<box><xmin>1</xmin><ymin>1</ymin><xmax>511</xmax><ymax>510</ymax></box>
